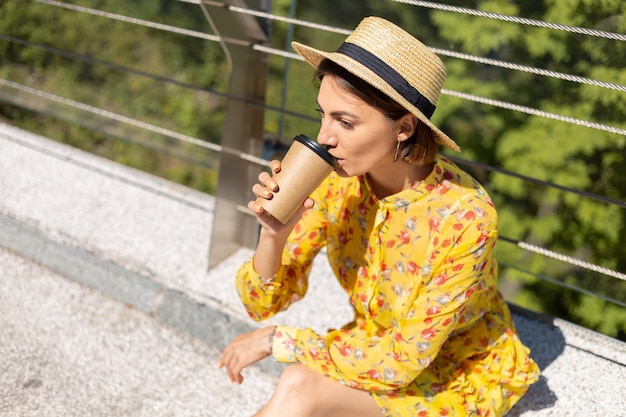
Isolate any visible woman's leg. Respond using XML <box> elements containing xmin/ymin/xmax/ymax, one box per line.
<box><xmin>253</xmin><ymin>364</ymin><xmax>384</xmax><ymax>417</ymax></box>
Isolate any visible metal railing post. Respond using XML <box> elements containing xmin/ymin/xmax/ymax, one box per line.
<box><xmin>206</xmin><ymin>0</ymin><xmax>269</xmax><ymax>267</ymax></box>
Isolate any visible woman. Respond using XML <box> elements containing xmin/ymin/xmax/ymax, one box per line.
<box><xmin>218</xmin><ymin>16</ymin><xmax>540</xmax><ymax>417</ymax></box>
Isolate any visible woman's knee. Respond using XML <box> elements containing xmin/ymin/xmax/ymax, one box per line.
<box><xmin>262</xmin><ymin>365</ymin><xmax>320</xmax><ymax>416</ymax></box>
<box><xmin>275</xmin><ymin>364</ymin><xmax>318</xmax><ymax>394</ymax></box>
<box><xmin>270</xmin><ymin>365</ymin><xmax>382</xmax><ymax>417</ymax></box>
<box><xmin>265</xmin><ymin>365</ymin><xmax>382</xmax><ymax>417</ymax></box>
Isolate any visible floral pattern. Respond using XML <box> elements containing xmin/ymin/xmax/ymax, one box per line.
<box><xmin>236</xmin><ymin>157</ymin><xmax>540</xmax><ymax>416</ymax></box>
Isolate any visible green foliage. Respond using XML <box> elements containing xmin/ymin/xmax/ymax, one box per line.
<box><xmin>0</xmin><ymin>0</ymin><xmax>226</xmax><ymax>193</ymax></box>
<box><xmin>572</xmin><ymin>295</ymin><xmax>626</xmax><ymax>338</ymax></box>
<box><xmin>433</xmin><ymin>1</ymin><xmax>523</xmax><ymax>55</ymax></box>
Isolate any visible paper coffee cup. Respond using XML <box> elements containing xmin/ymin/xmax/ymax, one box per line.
<box><xmin>257</xmin><ymin>134</ymin><xmax>337</xmax><ymax>224</ymax></box>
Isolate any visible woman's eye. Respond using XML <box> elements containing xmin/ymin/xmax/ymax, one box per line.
<box><xmin>339</xmin><ymin>119</ymin><xmax>354</xmax><ymax>129</ymax></box>
<box><xmin>314</xmin><ymin>107</ymin><xmax>323</xmax><ymax>116</ymax></box>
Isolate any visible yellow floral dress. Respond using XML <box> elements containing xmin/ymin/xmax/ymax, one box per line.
<box><xmin>236</xmin><ymin>157</ymin><xmax>540</xmax><ymax>416</ymax></box>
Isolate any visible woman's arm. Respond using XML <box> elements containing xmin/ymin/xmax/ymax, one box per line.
<box><xmin>247</xmin><ymin>159</ymin><xmax>312</xmax><ymax>280</ymax></box>
<box><xmin>218</xmin><ymin>173</ymin><xmax>331</xmax><ymax>384</ymax></box>
<box><xmin>237</xmin><ymin>170</ymin><xmax>330</xmax><ymax>321</ymax></box>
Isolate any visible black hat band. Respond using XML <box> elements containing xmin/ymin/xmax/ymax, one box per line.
<box><xmin>336</xmin><ymin>42</ymin><xmax>436</xmax><ymax>119</ymax></box>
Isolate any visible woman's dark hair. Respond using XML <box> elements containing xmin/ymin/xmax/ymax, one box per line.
<box><xmin>313</xmin><ymin>59</ymin><xmax>438</xmax><ymax>165</ymax></box>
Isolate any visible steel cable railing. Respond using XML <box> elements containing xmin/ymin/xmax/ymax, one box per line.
<box><xmin>444</xmin><ymin>155</ymin><xmax>626</xmax><ymax>209</ymax></box>
<box><xmin>0</xmin><ymin>79</ymin><xmax>271</xmax><ymax>167</ymax></box>
<box><xmin>5</xmin><ymin>1</ymin><xmax>625</xmax><ymax>305</ymax></box>
<box><xmin>179</xmin><ymin>0</ymin><xmax>626</xmax><ymax>42</ymax></box>
<box><xmin>0</xmin><ymin>33</ymin><xmax>317</xmax><ymax>124</ymax></box>
<box><xmin>176</xmin><ymin>0</ymin><xmax>626</xmax><ymax>92</ymax></box>
<box><xmin>391</xmin><ymin>0</ymin><xmax>626</xmax><ymax>41</ymax></box>
<box><xmin>499</xmin><ymin>237</ymin><xmax>626</xmax><ymax>282</ymax></box>
<box><xmin>432</xmin><ymin>48</ymin><xmax>626</xmax><ymax>93</ymax></box>
<box><xmin>442</xmin><ymin>89</ymin><xmax>625</xmax><ymax>136</ymax></box>
<box><xmin>499</xmin><ymin>261</ymin><xmax>626</xmax><ymax>308</ymax></box>
<box><xmin>36</xmin><ymin>0</ymin><xmax>626</xmax><ymax>97</ymax></box>
<box><xmin>2</xmin><ymin>32</ymin><xmax>623</xmax><ymax>210</ymax></box>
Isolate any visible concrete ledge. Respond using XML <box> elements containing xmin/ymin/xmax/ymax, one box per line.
<box><xmin>0</xmin><ymin>212</ymin><xmax>161</xmax><ymax>314</ymax></box>
<box><xmin>0</xmin><ymin>247</ymin><xmax>278</xmax><ymax>417</ymax></box>
<box><xmin>0</xmin><ymin>211</ymin><xmax>285</xmax><ymax>377</ymax></box>
<box><xmin>2</xmin><ymin>123</ymin><xmax>625</xmax><ymax>416</ymax></box>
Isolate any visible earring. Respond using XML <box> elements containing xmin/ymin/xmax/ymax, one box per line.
<box><xmin>394</xmin><ymin>140</ymin><xmax>401</xmax><ymax>162</ymax></box>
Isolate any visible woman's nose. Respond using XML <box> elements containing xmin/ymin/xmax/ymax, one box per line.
<box><xmin>317</xmin><ymin>126</ymin><xmax>337</xmax><ymax>148</ymax></box>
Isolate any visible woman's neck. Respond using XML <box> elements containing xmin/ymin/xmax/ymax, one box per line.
<box><xmin>366</xmin><ymin>161</ymin><xmax>435</xmax><ymax>199</ymax></box>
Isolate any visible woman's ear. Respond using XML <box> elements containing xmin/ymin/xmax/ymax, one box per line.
<box><xmin>397</xmin><ymin>114</ymin><xmax>418</xmax><ymax>142</ymax></box>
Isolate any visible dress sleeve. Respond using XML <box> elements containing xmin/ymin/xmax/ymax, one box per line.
<box><xmin>270</xmin><ymin>216</ymin><xmax>499</xmax><ymax>392</ymax></box>
<box><xmin>235</xmin><ymin>186</ymin><xmax>329</xmax><ymax>322</ymax></box>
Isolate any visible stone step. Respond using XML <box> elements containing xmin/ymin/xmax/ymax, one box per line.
<box><xmin>0</xmin><ymin>248</ymin><xmax>277</xmax><ymax>417</ymax></box>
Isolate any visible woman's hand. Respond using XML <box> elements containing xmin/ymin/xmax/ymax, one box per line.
<box><xmin>217</xmin><ymin>326</ymin><xmax>276</xmax><ymax>384</ymax></box>
<box><xmin>249</xmin><ymin>160</ymin><xmax>314</xmax><ymax>239</ymax></box>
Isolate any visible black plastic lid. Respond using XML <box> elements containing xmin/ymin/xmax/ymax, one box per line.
<box><xmin>293</xmin><ymin>134</ymin><xmax>338</xmax><ymax>170</ymax></box>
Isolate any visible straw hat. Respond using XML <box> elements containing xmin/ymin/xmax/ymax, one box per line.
<box><xmin>292</xmin><ymin>16</ymin><xmax>460</xmax><ymax>152</ymax></box>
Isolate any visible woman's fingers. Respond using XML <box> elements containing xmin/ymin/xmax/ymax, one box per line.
<box><xmin>249</xmin><ymin>162</ymin><xmax>315</xmax><ymax>235</ymax></box>
<box><xmin>218</xmin><ymin>346</ymin><xmax>243</xmax><ymax>383</ymax></box>
<box><xmin>252</xmin><ymin>183</ymin><xmax>273</xmax><ymax>200</ymax></box>
<box><xmin>258</xmin><ymin>171</ymin><xmax>278</xmax><ymax>192</ymax></box>
<box><xmin>218</xmin><ymin>327</ymin><xmax>275</xmax><ymax>384</ymax></box>
<box><xmin>269</xmin><ymin>159</ymin><xmax>281</xmax><ymax>174</ymax></box>
<box><xmin>248</xmin><ymin>199</ymin><xmax>263</xmax><ymax>215</ymax></box>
